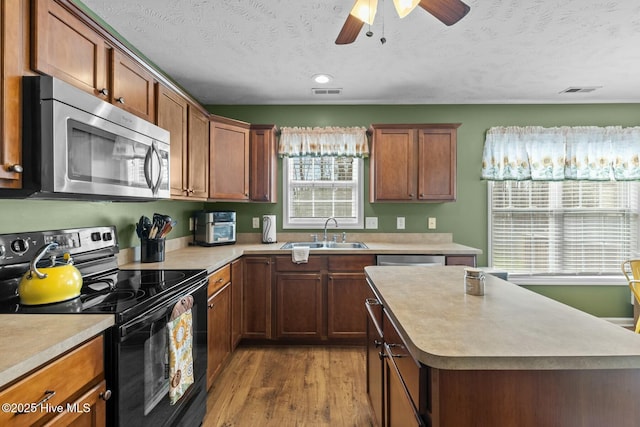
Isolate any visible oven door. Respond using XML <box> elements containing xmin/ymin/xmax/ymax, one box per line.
<box><xmin>111</xmin><ymin>279</ymin><xmax>207</xmax><ymax>427</ymax></box>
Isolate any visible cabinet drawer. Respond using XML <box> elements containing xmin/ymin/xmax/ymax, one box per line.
<box><xmin>383</xmin><ymin>310</ymin><xmax>425</xmax><ymax>411</ymax></box>
<box><xmin>328</xmin><ymin>255</ymin><xmax>375</xmax><ymax>272</ymax></box>
<box><xmin>275</xmin><ymin>255</ymin><xmax>326</xmax><ymax>272</ymax></box>
<box><xmin>0</xmin><ymin>336</ymin><xmax>104</xmax><ymax>426</ymax></box>
<box><xmin>209</xmin><ymin>264</ymin><xmax>231</xmax><ymax>295</ymax></box>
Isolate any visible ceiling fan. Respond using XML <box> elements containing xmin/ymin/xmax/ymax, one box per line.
<box><xmin>335</xmin><ymin>0</ymin><xmax>471</xmax><ymax>45</ymax></box>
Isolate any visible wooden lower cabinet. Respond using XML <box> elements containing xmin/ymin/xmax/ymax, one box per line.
<box><xmin>231</xmin><ymin>259</ymin><xmax>243</xmax><ymax>349</ymax></box>
<box><xmin>242</xmin><ymin>256</ymin><xmax>272</xmax><ymax>339</ymax></box>
<box><xmin>207</xmin><ymin>266</ymin><xmax>232</xmax><ymax>389</ymax></box>
<box><xmin>275</xmin><ymin>273</ymin><xmax>323</xmax><ymax>339</ymax></box>
<box><xmin>366</xmin><ymin>298</ymin><xmax>385</xmax><ymax>427</ymax></box>
<box><xmin>0</xmin><ymin>335</ymin><xmax>108</xmax><ymax>427</ymax></box>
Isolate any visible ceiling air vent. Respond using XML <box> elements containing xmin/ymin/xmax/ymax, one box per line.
<box><xmin>559</xmin><ymin>86</ymin><xmax>602</xmax><ymax>94</ymax></box>
<box><xmin>312</xmin><ymin>88</ymin><xmax>342</xmax><ymax>95</ymax></box>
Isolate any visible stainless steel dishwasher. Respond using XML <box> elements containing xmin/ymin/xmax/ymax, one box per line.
<box><xmin>376</xmin><ymin>254</ymin><xmax>446</xmax><ymax>266</ymax></box>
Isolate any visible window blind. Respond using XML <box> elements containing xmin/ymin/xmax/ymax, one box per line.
<box><xmin>284</xmin><ymin>156</ymin><xmax>363</xmax><ymax>228</ymax></box>
<box><xmin>489</xmin><ymin>181</ymin><xmax>639</xmax><ymax>275</ymax></box>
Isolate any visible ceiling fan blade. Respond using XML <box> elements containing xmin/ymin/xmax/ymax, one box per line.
<box><xmin>335</xmin><ymin>13</ymin><xmax>365</xmax><ymax>45</ymax></box>
<box><xmin>419</xmin><ymin>0</ymin><xmax>470</xmax><ymax>26</ymax></box>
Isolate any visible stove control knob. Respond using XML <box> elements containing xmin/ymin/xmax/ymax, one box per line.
<box><xmin>102</xmin><ymin>232</ymin><xmax>113</xmax><ymax>241</ymax></box>
<box><xmin>10</xmin><ymin>238</ymin><xmax>28</xmax><ymax>255</ymax></box>
<box><xmin>0</xmin><ymin>245</ymin><xmax>5</xmax><ymax>259</ymax></box>
<box><xmin>91</xmin><ymin>232</ymin><xmax>102</xmax><ymax>241</ymax></box>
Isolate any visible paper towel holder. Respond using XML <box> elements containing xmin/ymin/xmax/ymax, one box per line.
<box><xmin>262</xmin><ymin>215</ymin><xmax>277</xmax><ymax>243</ymax></box>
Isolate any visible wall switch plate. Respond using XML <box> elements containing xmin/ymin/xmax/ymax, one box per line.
<box><xmin>252</xmin><ymin>217</ymin><xmax>260</xmax><ymax>228</ymax></box>
<box><xmin>397</xmin><ymin>217</ymin><xmax>405</xmax><ymax>230</ymax></box>
<box><xmin>428</xmin><ymin>217</ymin><xmax>437</xmax><ymax>229</ymax></box>
<box><xmin>189</xmin><ymin>217</ymin><xmax>194</xmax><ymax>231</ymax></box>
<box><xmin>365</xmin><ymin>217</ymin><xmax>378</xmax><ymax>229</ymax></box>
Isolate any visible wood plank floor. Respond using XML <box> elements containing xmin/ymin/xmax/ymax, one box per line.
<box><xmin>203</xmin><ymin>345</ymin><xmax>376</xmax><ymax>427</ymax></box>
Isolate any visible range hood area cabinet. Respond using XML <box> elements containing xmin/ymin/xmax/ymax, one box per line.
<box><xmin>369</xmin><ymin>124</ymin><xmax>460</xmax><ymax>202</ymax></box>
<box><xmin>32</xmin><ymin>0</ymin><xmax>156</xmax><ymax>122</ymax></box>
<box><xmin>158</xmin><ymin>84</ymin><xmax>209</xmax><ymax>200</ymax></box>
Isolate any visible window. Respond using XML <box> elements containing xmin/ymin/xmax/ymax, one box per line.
<box><xmin>283</xmin><ymin>156</ymin><xmax>364</xmax><ymax>229</ymax></box>
<box><xmin>488</xmin><ymin>180</ymin><xmax>640</xmax><ymax>276</ymax></box>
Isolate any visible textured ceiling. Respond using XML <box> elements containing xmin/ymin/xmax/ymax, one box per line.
<box><xmin>80</xmin><ymin>0</ymin><xmax>640</xmax><ymax>105</ymax></box>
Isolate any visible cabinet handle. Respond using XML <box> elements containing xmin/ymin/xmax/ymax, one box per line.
<box><xmin>419</xmin><ymin>193</ymin><xmax>424</xmax><ymax>198</ymax></box>
<box><xmin>409</xmin><ymin>193</ymin><xmax>415</xmax><ymax>197</ymax></box>
<box><xmin>208</xmin><ymin>303</ymin><xmax>214</xmax><ymax>309</ymax></box>
<box><xmin>374</xmin><ymin>339</ymin><xmax>382</xmax><ymax>348</ymax></box>
<box><xmin>16</xmin><ymin>390</ymin><xmax>56</xmax><ymax>414</ymax></box>
<box><xmin>216</xmin><ymin>278</ymin><xmax>224</xmax><ymax>283</ymax></box>
<box><xmin>6</xmin><ymin>164</ymin><xmax>23</xmax><ymax>173</ymax></box>
<box><xmin>99</xmin><ymin>389</ymin><xmax>112</xmax><ymax>401</ymax></box>
<box><xmin>385</xmin><ymin>343</ymin><xmax>408</xmax><ymax>358</ymax></box>
<box><xmin>378</xmin><ymin>351</ymin><xmax>386</xmax><ymax>360</ymax></box>
<box><xmin>116</xmin><ymin>96</ymin><xmax>125</xmax><ymax>104</ymax></box>
<box><xmin>99</xmin><ymin>88</ymin><xmax>109</xmax><ymax>96</ymax></box>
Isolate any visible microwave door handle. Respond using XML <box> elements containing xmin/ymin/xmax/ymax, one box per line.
<box><xmin>143</xmin><ymin>142</ymin><xmax>163</xmax><ymax>195</ymax></box>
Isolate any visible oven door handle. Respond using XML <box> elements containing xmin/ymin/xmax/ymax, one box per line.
<box><xmin>120</xmin><ymin>279</ymin><xmax>207</xmax><ymax>339</ymax></box>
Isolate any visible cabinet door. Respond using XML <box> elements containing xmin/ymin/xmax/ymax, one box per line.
<box><xmin>385</xmin><ymin>357</ymin><xmax>424</xmax><ymax>427</ymax></box>
<box><xmin>370</xmin><ymin>127</ymin><xmax>417</xmax><ymax>201</ymax></box>
<box><xmin>207</xmin><ymin>282</ymin><xmax>231</xmax><ymax>390</ymax></box>
<box><xmin>418</xmin><ymin>128</ymin><xmax>457</xmax><ymax>201</ymax></box>
<box><xmin>156</xmin><ymin>85</ymin><xmax>188</xmax><ymax>197</ymax></box>
<box><xmin>231</xmin><ymin>259</ymin><xmax>243</xmax><ymax>349</ymax></box>
<box><xmin>187</xmin><ymin>105</ymin><xmax>210</xmax><ymax>199</ymax></box>
<box><xmin>366</xmin><ymin>298</ymin><xmax>385</xmax><ymax>427</ymax></box>
<box><xmin>43</xmin><ymin>380</ymin><xmax>108</xmax><ymax>427</ymax></box>
<box><xmin>0</xmin><ymin>0</ymin><xmax>23</xmax><ymax>188</ymax></box>
<box><xmin>242</xmin><ymin>256</ymin><xmax>272</xmax><ymax>339</ymax></box>
<box><xmin>327</xmin><ymin>272</ymin><xmax>373</xmax><ymax>340</ymax></box>
<box><xmin>249</xmin><ymin>125</ymin><xmax>277</xmax><ymax>202</ymax></box>
<box><xmin>111</xmin><ymin>49</ymin><xmax>155</xmax><ymax>122</ymax></box>
<box><xmin>209</xmin><ymin>120</ymin><xmax>250</xmax><ymax>200</ymax></box>
<box><xmin>32</xmin><ymin>0</ymin><xmax>109</xmax><ymax>99</ymax></box>
<box><xmin>275</xmin><ymin>273</ymin><xmax>323</xmax><ymax>339</ymax></box>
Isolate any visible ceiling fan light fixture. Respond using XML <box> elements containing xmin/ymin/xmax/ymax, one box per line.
<box><xmin>350</xmin><ymin>0</ymin><xmax>377</xmax><ymax>25</ymax></box>
<box><xmin>392</xmin><ymin>0</ymin><xmax>420</xmax><ymax>18</ymax></box>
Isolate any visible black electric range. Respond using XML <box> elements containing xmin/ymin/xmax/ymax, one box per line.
<box><xmin>0</xmin><ymin>226</ymin><xmax>209</xmax><ymax>427</ymax></box>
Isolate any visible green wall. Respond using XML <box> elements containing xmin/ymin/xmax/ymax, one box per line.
<box><xmin>2</xmin><ymin>103</ymin><xmax>639</xmax><ymax>318</ymax></box>
<box><xmin>205</xmin><ymin>103</ymin><xmax>640</xmax><ymax>319</ymax></box>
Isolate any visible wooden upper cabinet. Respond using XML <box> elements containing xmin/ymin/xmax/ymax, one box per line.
<box><xmin>187</xmin><ymin>104</ymin><xmax>209</xmax><ymax>199</ymax></box>
<box><xmin>249</xmin><ymin>124</ymin><xmax>278</xmax><ymax>202</ymax></box>
<box><xmin>156</xmin><ymin>84</ymin><xmax>188</xmax><ymax>197</ymax></box>
<box><xmin>0</xmin><ymin>0</ymin><xmax>24</xmax><ymax>188</ymax></box>
<box><xmin>209</xmin><ymin>115</ymin><xmax>250</xmax><ymax>200</ymax></box>
<box><xmin>32</xmin><ymin>0</ymin><xmax>109</xmax><ymax>99</ymax></box>
<box><xmin>111</xmin><ymin>49</ymin><xmax>155</xmax><ymax>122</ymax></box>
<box><xmin>369</xmin><ymin>124</ymin><xmax>460</xmax><ymax>202</ymax></box>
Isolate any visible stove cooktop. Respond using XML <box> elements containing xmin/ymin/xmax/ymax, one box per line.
<box><xmin>0</xmin><ymin>268</ymin><xmax>207</xmax><ymax>323</ymax></box>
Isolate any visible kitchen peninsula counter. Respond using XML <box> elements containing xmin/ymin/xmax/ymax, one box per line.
<box><xmin>365</xmin><ymin>265</ymin><xmax>640</xmax><ymax>370</ymax></box>
<box><xmin>0</xmin><ymin>314</ymin><xmax>114</xmax><ymax>387</ymax></box>
<box><xmin>365</xmin><ymin>265</ymin><xmax>640</xmax><ymax>427</ymax></box>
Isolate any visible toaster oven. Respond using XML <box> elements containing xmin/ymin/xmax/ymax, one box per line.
<box><xmin>194</xmin><ymin>211</ymin><xmax>236</xmax><ymax>246</ymax></box>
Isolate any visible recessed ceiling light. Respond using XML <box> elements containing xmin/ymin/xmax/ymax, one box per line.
<box><xmin>313</xmin><ymin>74</ymin><xmax>333</xmax><ymax>84</ymax></box>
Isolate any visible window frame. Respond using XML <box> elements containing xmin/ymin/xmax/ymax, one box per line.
<box><xmin>282</xmin><ymin>156</ymin><xmax>364</xmax><ymax>229</ymax></box>
<box><xmin>487</xmin><ymin>180</ymin><xmax>639</xmax><ymax>285</ymax></box>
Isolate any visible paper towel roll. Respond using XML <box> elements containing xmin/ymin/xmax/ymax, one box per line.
<box><xmin>262</xmin><ymin>215</ymin><xmax>277</xmax><ymax>243</ymax></box>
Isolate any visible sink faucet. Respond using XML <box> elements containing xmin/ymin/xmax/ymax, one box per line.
<box><xmin>323</xmin><ymin>217</ymin><xmax>338</xmax><ymax>242</ymax></box>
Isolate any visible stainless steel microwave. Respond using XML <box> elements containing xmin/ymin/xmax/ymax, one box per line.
<box><xmin>14</xmin><ymin>75</ymin><xmax>170</xmax><ymax>200</ymax></box>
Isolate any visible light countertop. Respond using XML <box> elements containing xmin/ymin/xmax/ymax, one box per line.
<box><xmin>120</xmin><ymin>234</ymin><xmax>481</xmax><ymax>273</ymax></box>
<box><xmin>0</xmin><ymin>314</ymin><xmax>114</xmax><ymax>388</ymax></box>
<box><xmin>365</xmin><ymin>265</ymin><xmax>640</xmax><ymax>370</ymax></box>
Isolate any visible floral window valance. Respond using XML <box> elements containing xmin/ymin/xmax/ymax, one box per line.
<box><xmin>481</xmin><ymin>126</ymin><xmax>640</xmax><ymax>181</ymax></box>
<box><xmin>278</xmin><ymin>126</ymin><xmax>369</xmax><ymax>158</ymax></box>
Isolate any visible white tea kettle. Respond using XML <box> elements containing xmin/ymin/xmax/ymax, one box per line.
<box><xmin>18</xmin><ymin>242</ymin><xmax>83</xmax><ymax>305</ymax></box>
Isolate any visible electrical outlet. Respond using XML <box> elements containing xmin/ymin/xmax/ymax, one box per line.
<box><xmin>397</xmin><ymin>217</ymin><xmax>405</xmax><ymax>230</ymax></box>
<box><xmin>189</xmin><ymin>217</ymin><xmax>194</xmax><ymax>231</ymax></box>
<box><xmin>428</xmin><ymin>217</ymin><xmax>436</xmax><ymax>229</ymax></box>
<box><xmin>252</xmin><ymin>217</ymin><xmax>260</xmax><ymax>228</ymax></box>
<box><xmin>365</xmin><ymin>217</ymin><xmax>378</xmax><ymax>229</ymax></box>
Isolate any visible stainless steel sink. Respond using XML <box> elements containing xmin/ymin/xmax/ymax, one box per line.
<box><xmin>280</xmin><ymin>241</ymin><xmax>368</xmax><ymax>250</ymax></box>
